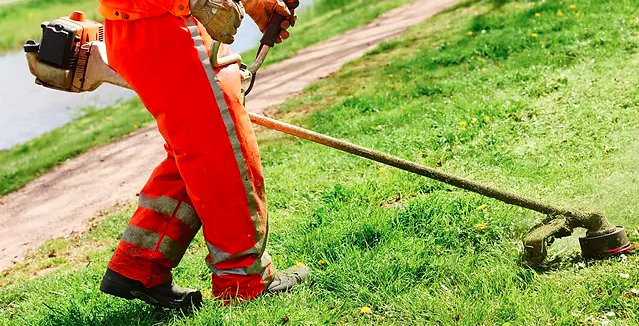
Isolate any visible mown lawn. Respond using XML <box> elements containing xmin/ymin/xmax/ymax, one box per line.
<box><xmin>0</xmin><ymin>0</ymin><xmax>413</xmax><ymax>196</ymax></box>
<box><xmin>3</xmin><ymin>0</ymin><xmax>639</xmax><ymax>325</ymax></box>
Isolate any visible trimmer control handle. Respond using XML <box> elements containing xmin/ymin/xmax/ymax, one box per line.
<box><xmin>260</xmin><ymin>0</ymin><xmax>299</xmax><ymax>47</ymax></box>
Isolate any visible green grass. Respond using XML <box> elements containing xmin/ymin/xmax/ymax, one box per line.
<box><xmin>0</xmin><ymin>99</ymin><xmax>154</xmax><ymax>196</ymax></box>
<box><xmin>241</xmin><ymin>0</ymin><xmax>414</xmax><ymax>66</ymax></box>
<box><xmin>5</xmin><ymin>0</ymin><xmax>639</xmax><ymax>324</ymax></box>
<box><xmin>0</xmin><ymin>0</ymin><xmax>412</xmax><ymax>196</ymax></box>
<box><xmin>0</xmin><ymin>0</ymin><xmax>100</xmax><ymax>54</ymax></box>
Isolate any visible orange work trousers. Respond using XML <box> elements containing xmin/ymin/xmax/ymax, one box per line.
<box><xmin>104</xmin><ymin>13</ymin><xmax>272</xmax><ymax>300</ymax></box>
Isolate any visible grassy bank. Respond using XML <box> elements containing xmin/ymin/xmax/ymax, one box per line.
<box><xmin>0</xmin><ymin>99</ymin><xmax>153</xmax><ymax>196</ymax></box>
<box><xmin>3</xmin><ymin>0</ymin><xmax>639</xmax><ymax>325</ymax></box>
<box><xmin>243</xmin><ymin>0</ymin><xmax>414</xmax><ymax>65</ymax></box>
<box><xmin>0</xmin><ymin>0</ymin><xmax>100</xmax><ymax>54</ymax></box>
<box><xmin>0</xmin><ymin>0</ymin><xmax>413</xmax><ymax>196</ymax></box>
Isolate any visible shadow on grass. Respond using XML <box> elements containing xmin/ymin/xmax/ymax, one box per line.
<box><xmin>38</xmin><ymin>299</ymin><xmax>181</xmax><ymax>326</ymax></box>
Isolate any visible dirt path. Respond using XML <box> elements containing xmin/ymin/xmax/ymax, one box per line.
<box><xmin>0</xmin><ymin>0</ymin><xmax>460</xmax><ymax>272</ymax></box>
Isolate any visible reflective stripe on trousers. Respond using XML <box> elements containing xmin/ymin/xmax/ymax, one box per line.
<box><xmin>183</xmin><ymin>17</ymin><xmax>270</xmax><ymax>286</ymax></box>
<box><xmin>118</xmin><ymin>194</ymin><xmax>202</xmax><ymax>265</ymax></box>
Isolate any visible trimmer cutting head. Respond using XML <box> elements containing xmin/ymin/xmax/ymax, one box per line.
<box><xmin>579</xmin><ymin>226</ymin><xmax>634</xmax><ymax>259</ymax></box>
<box><xmin>523</xmin><ymin>212</ymin><xmax>634</xmax><ymax>266</ymax></box>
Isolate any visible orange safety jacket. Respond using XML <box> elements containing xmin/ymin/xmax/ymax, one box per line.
<box><xmin>98</xmin><ymin>0</ymin><xmax>191</xmax><ymax>21</ymax></box>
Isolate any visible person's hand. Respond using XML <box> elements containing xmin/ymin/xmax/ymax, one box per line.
<box><xmin>190</xmin><ymin>0</ymin><xmax>245</xmax><ymax>44</ymax></box>
<box><xmin>243</xmin><ymin>0</ymin><xmax>297</xmax><ymax>44</ymax></box>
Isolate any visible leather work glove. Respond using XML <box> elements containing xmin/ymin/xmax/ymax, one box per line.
<box><xmin>243</xmin><ymin>0</ymin><xmax>297</xmax><ymax>44</ymax></box>
<box><xmin>190</xmin><ymin>0</ymin><xmax>245</xmax><ymax>44</ymax></box>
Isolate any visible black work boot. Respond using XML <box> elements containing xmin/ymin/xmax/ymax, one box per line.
<box><xmin>266</xmin><ymin>264</ymin><xmax>309</xmax><ymax>293</ymax></box>
<box><xmin>100</xmin><ymin>268</ymin><xmax>203</xmax><ymax>311</ymax></box>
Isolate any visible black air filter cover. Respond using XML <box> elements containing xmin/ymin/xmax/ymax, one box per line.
<box><xmin>38</xmin><ymin>20</ymin><xmax>77</xmax><ymax>69</ymax></box>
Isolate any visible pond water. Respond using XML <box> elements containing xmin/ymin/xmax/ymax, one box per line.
<box><xmin>0</xmin><ymin>3</ymin><xmax>314</xmax><ymax>150</ymax></box>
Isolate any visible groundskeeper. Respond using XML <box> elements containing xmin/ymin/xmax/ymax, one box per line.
<box><xmin>95</xmin><ymin>0</ymin><xmax>308</xmax><ymax>309</ymax></box>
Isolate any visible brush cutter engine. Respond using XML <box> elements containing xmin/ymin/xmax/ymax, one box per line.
<box><xmin>23</xmin><ymin>11</ymin><xmax>117</xmax><ymax>92</ymax></box>
<box><xmin>23</xmin><ymin>11</ymin><xmax>256</xmax><ymax>95</ymax></box>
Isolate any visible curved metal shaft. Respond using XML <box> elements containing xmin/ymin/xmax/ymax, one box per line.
<box><xmin>248</xmin><ymin>46</ymin><xmax>270</xmax><ymax>75</ymax></box>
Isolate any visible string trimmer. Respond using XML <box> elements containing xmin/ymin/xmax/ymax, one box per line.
<box><xmin>22</xmin><ymin>9</ymin><xmax>634</xmax><ymax>266</ymax></box>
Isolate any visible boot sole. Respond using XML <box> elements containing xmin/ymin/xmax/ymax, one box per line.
<box><xmin>100</xmin><ymin>275</ymin><xmax>203</xmax><ymax>311</ymax></box>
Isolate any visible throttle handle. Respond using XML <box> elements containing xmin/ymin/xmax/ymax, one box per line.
<box><xmin>260</xmin><ymin>0</ymin><xmax>299</xmax><ymax>47</ymax></box>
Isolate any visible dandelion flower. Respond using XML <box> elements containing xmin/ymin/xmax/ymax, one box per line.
<box><xmin>318</xmin><ymin>259</ymin><xmax>327</xmax><ymax>266</ymax></box>
<box><xmin>467</xmin><ymin>31</ymin><xmax>473</xmax><ymax>36</ymax></box>
<box><xmin>531</xmin><ymin>33</ymin><xmax>539</xmax><ymax>38</ymax></box>
<box><xmin>535</xmin><ymin>13</ymin><xmax>541</xmax><ymax>18</ymax></box>
<box><xmin>557</xmin><ymin>10</ymin><xmax>564</xmax><ymax>16</ymax></box>
<box><xmin>360</xmin><ymin>307</ymin><xmax>372</xmax><ymax>315</ymax></box>
<box><xmin>378</xmin><ymin>167</ymin><xmax>386</xmax><ymax>173</ymax></box>
<box><xmin>477</xmin><ymin>204</ymin><xmax>488</xmax><ymax>211</ymax></box>
<box><xmin>459</xmin><ymin>121</ymin><xmax>468</xmax><ymax>127</ymax></box>
<box><xmin>569</xmin><ymin>4</ymin><xmax>577</xmax><ymax>9</ymax></box>
<box><xmin>475</xmin><ymin>223</ymin><xmax>488</xmax><ymax>231</ymax></box>
<box><xmin>296</xmin><ymin>261</ymin><xmax>305</xmax><ymax>266</ymax></box>
<box><xmin>575</xmin><ymin>12</ymin><xmax>581</xmax><ymax>18</ymax></box>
